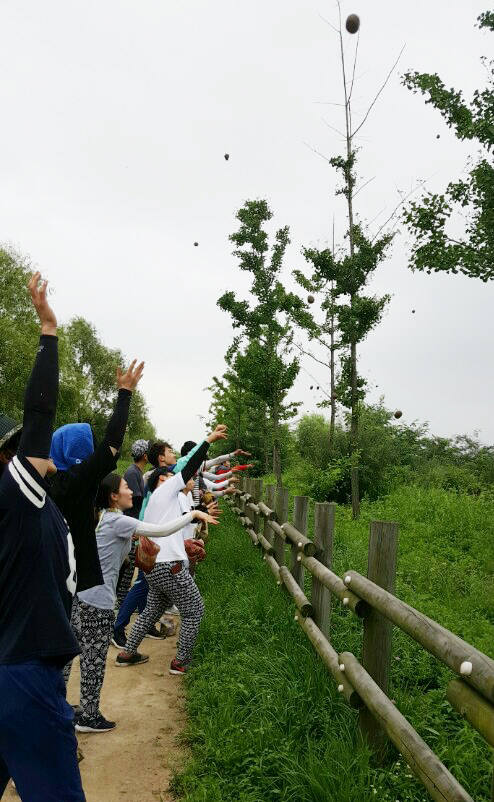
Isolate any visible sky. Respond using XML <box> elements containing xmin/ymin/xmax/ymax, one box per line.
<box><xmin>1</xmin><ymin>0</ymin><xmax>492</xmax><ymax>448</ymax></box>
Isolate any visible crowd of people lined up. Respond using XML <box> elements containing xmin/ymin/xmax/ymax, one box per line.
<box><xmin>0</xmin><ymin>274</ymin><xmax>253</xmax><ymax>801</ymax></box>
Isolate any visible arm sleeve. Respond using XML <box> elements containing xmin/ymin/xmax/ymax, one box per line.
<box><xmin>172</xmin><ymin>440</ymin><xmax>206</xmax><ymax>475</ymax></box>
<box><xmin>212</xmin><ymin>489</ymin><xmax>228</xmax><ymax>498</ymax></box>
<box><xmin>201</xmin><ymin>470</ymin><xmax>232</xmax><ymax>481</ymax></box>
<box><xmin>135</xmin><ymin>513</ymin><xmax>194</xmax><ymax>538</ymax></box>
<box><xmin>103</xmin><ymin>389</ymin><xmax>132</xmax><ymax>450</ymax></box>
<box><xmin>203</xmin><ymin>451</ymin><xmax>236</xmax><ymax>469</ymax></box>
<box><xmin>17</xmin><ymin>335</ymin><xmax>59</xmax><ymax>460</ymax></box>
<box><xmin>181</xmin><ymin>440</ymin><xmax>210</xmax><ymax>484</ymax></box>
<box><xmin>203</xmin><ymin>477</ymin><xmax>229</xmax><ymax>491</ymax></box>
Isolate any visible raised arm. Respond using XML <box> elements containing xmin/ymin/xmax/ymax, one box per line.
<box><xmin>180</xmin><ymin>425</ymin><xmax>228</xmax><ymax>484</ymax></box>
<box><xmin>201</xmin><ymin>470</ymin><xmax>233</xmax><ymax>481</ymax></box>
<box><xmin>136</xmin><ymin>508</ymin><xmax>218</xmax><ymax>537</ymax></box>
<box><xmin>172</xmin><ymin>441</ymin><xmax>205</xmax><ymax>475</ymax></box>
<box><xmin>135</xmin><ymin>512</ymin><xmax>195</xmax><ymax>538</ymax></box>
<box><xmin>203</xmin><ymin>448</ymin><xmax>250</xmax><ymax>470</ymax></box>
<box><xmin>17</xmin><ymin>273</ymin><xmax>58</xmax><ymax>479</ymax></box>
<box><xmin>106</xmin><ymin>361</ymin><xmax>144</xmax><ymax>457</ymax></box>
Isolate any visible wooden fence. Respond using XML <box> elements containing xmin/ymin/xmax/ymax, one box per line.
<box><xmin>227</xmin><ymin>476</ymin><xmax>494</xmax><ymax>802</ymax></box>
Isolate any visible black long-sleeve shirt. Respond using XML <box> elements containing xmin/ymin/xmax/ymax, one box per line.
<box><xmin>0</xmin><ymin>335</ymin><xmax>79</xmax><ymax>665</ymax></box>
<box><xmin>49</xmin><ymin>389</ymin><xmax>132</xmax><ymax>592</ymax></box>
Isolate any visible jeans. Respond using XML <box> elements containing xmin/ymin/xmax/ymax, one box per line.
<box><xmin>0</xmin><ymin>660</ymin><xmax>85</xmax><ymax>801</ymax></box>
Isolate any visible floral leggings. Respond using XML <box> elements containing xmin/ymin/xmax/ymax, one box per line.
<box><xmin>125</xmin><ymin>562</ymin><xmax>204</xmax><ymax>665</ymax></box>
<box><xmin>63</xmin><ymin>598</ymin><xmax>115</xmax><ymax>720</ymax></box>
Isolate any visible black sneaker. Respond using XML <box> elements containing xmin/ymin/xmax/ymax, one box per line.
<box><xmin>145</xmin><ymin>625</ymin><xmax>165</xmax><ymax>640</ymax></box>
<box><xmin>115</xmin><ymin>651</ymin><xmax>149</xmax><ymax>667</ymax></box>
<box><xmin>111</xmin><ymin>630</ymin><xmax>127</xmax><ymax>648</ymax></box>
<box><xmin>75</xmin><ymin>714</ymin><xmax>116</xmax><ymax>733</ymax></box>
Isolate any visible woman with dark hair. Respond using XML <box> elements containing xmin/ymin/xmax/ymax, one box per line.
<box><xmin>65</xmin><ymin>472</ymin><xmax>217</xmax><ymax>733</ymax></box>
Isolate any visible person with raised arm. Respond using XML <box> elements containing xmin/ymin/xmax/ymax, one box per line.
<box><xmin>0</xmin><ymin>274</ymin><xmax>85</xmax><ymax>802</ymax></box>
<box><xmin>65</xmin><ymin>472</ymin><xmax>217</xmax><ymax>733</ymax></box>
<box><xmin>116</xmin><ymin>425</ymin><xmax>227</xmax><ymax>673</ymax></box>
<box><xmin>49</xmin><ymin>356</ymin><xmax>144</xmax><ymax>594</ymax></box>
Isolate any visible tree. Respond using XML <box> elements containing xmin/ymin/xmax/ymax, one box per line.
<box><xmin>295</xmin><ymin>4</ymin><xmax>397</xmax><ymax>516</ymax></box>
<box><xmin>403</xmin><ymin>11</ymin><xmax>494</xmax><ymax>280</ymax></box>
<box><xmin>217</xmin><ymin>200</ymin><xmax>308</xmax><ymax>487</ymax></box>
<box><xmin>0</xmin><ymin>246</ymin><xmax>155</xmax><ymax>451</ymax></box>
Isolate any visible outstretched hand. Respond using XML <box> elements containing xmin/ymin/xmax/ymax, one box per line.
<box><xmin>234</xmin><ymin>449</ymin><xmax>251</xmax><ymax>457</ymax></box>
<box><xmin>28</xmin><ymin>272</ymin><xmax>57</xmax><ymax>336</ymax></box>
<box><xmin>117</xmin><ymin>359</ymin><xmax>145</xmax><ymax>392</ymax></box>
<box><xmin>207</xmin><ymin>424</ymin><xmax>228</xmax><ymax>443</ymax></box>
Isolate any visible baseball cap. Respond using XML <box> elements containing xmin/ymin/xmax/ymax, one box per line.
<box><xmin>131</xmin><ymin>439</ymin><xmax>150</xmax><ymax>460</ymax></box>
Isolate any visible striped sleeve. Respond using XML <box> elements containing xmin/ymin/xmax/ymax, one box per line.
<box><xmin>8</xmin><ymin>456</ymin><xmax>47</xmax><ymax>509</ymax></box>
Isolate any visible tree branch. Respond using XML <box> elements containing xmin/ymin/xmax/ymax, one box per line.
<box><xmin>352</xmin><ymin>45</ymin><xmax>406</xmax><ymax>138</ymax></box>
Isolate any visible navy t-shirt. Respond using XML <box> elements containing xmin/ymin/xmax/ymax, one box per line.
<box><xmin>0</xmin><ymin>455</ymin><xmax>80</xmax><ymax>666</ymax></box>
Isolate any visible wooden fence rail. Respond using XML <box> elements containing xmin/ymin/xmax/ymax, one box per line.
<box><xmin>226</xmin><ymin>479</ymin><xmax>494</xmax><ymax>802</ymax></box>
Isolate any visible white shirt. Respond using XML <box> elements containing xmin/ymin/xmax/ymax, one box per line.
<box><xmin>144</xmin><ymin>473</ymin><xmax>188</xmax><ymax>562</ymax></box>
<box><xmin>178</xmin><ymin>491</ymin><xmax>198</xmax><ymax>542</ymax></box>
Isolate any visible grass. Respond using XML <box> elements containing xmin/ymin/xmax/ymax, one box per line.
<box><xmin>172</xmin><ymin>484</ymin><xmax>494</xmax><ymax>802</ymax></box>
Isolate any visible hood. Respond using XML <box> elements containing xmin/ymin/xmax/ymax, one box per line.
<box><xmin>50</xmin><ymin>423</ymin><xmax>94</xmax><ymax>471</ymax></box>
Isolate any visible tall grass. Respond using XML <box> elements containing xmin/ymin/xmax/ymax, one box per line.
<box><xmin>172</xmin><ymin>486</ymin><xmax>494</xmax><ymax>802</ymax></box>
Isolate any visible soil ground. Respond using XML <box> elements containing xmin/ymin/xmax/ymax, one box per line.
<box><xmin>5</xmin><ymin>619</ymin><xmax>185</xmax><ymax>802</ymax></box>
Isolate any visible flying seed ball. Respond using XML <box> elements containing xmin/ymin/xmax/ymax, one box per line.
<box><xmin>436</xmin><ymin>134</ymin><xmax>440</xmax><ymax>139</ymax></box>
<box><xmin>345</xmin><ymin>14</ymin><xmax>360</xmax><ymax>34</ymax></box>
<box><xmin>412</xmin><ymin>309</ymin><xmax>416</xmax><ymax>314</ymax></box>
<box><xmin>307</xmin><ymin>294</ymin><xmax>315</xmax><ymax>304</ymax></box>
<box><xmin>310</xmin><ymin>385</ymin><xmax>313</xmax><ymax>390</ymax></box>
<box><xmin>194</xmin><ymin>242</ymin><xmax>199</xmax><ymax>247</ymax></box>
<box><xmin>394</xmin><ymin>410</ymin><xmax>403</xmax><ymax>419</ymax></box>
<box><xmin>224</xmin><ymin>153</ymin><xmax>230</xmax><ymax>160</ymax></box>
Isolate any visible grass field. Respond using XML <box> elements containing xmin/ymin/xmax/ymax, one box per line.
<box><xmin>173</xmin><ymin>484</ymin><xmax>494</xmax><ymax>802</ymax></box>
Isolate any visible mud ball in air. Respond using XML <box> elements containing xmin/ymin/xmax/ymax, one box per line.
<box><xmin>394</xmin><ymin>410</ymin><xmax>403</xmax><ymax>419</ymax></box>
<box><xmin>224</xmin><ymin>153</ymin><xmax>230</xmax><ymax>160</ymax></box>
<box><xmin>310</xmin><ymin>386</ymin><xmax>313</xmax><ymax>390</ymax></box>
<box><xmin>194</xmin><ymin>242</ymin><xmax>199</xmax><ymax>247</ymax></box>
<box><xmin>345</xmin><ymin>14</ymin><xmax>360</xmax><ymax>34</ymax></box>
<box><xmin>412</xmin><ymin>309</ymin><xmax>415</xmax><ymax>314</ymax></box>
<box><xmin>307</xmin><ymin>294</ymin><xmax>315</xmax><ymax>304</ymax></box>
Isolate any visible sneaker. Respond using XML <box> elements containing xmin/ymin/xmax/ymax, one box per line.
<box><xmin>163</xmin><ymin>605</ymin><xmax>179</xmax><ymax>617</ymax></box>
<box><xmin>145</xmin><ymin>625</ymin><xmax>165</xmax><ymax>640</ymax></box>
<box><xmin>111</xmin><ymin>630</ymin><xmax>127</xmax><ymax>648</ymax></box>
<box><xmin>75</xmin><ymin>714</ymin><xmax>116</xmax><ymax>733</ymax></box>
<box><xmin>169</xmin><ymin>658</ymin><xmax>188</xmax><ymax>675</ymax></box>
<box><xmin>115</xmin><ymin>651</ymin><xmax>149</xmax><ymax>667</ymax></box>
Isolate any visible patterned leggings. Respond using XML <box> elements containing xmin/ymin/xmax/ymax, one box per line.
<box><xmin>63</xmin><ymin>598</ymin><xmax>115</xmax><ymax>720</ymax></box>
<box><xmin>125</xmin><ymin>562</ymin><xmax>204</xmax><ymax>665</ymax></box>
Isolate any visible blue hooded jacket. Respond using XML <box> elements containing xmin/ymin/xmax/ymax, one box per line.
<box><xmin>50</xmin><ymin>423</ymin><xmax>94</xmax><ymax>471</ymax></box>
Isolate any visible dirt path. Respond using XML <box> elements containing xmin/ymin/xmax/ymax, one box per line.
<box><xmin>6</xmin><ymin>621</ymin><xmax>186</xmax><ymax>802</ymax></box>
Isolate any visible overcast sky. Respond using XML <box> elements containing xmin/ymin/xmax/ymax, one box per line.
<box><xmin>1</xmin><ymin>0</ymin><xmax>492</xmax><ymax>448</ymax></box>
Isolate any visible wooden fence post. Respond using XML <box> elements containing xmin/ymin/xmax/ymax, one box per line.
<box><xmin>264</xmin><ymin>486</ymin><xmax>276</xmax><ymax>545</ymax></box>
<box><xmin>274</xmin><ymin>486</ymin><xmax>289</xmax><ymax>567</ymax></box>
<box><xmin>251</xmin><ymin>478</ymin><xmax>263</xmax><ymax>537</ymax></box>
<box><xmin>312</xmin><ymin>502</ymin><xmax>334</xmax><ymax>639</ymax></box>
<box><xmin>359</xmin><ymin>520</ymin><xmax>399</xmax><ymax>759</ymax></box>
<box><xmin>291</xmin><ymin>496</ymin><xmax>309</xmax><ymax>590</ymax></box>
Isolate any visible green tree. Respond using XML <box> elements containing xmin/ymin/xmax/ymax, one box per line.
<box><xmin>403</xmin><ymin>11</ymin><xmax>494</xmax><ymax>280</ymax></box>
<box><xmin>295</xmin><ymin>4</ymin><xmax>396</xmax><ymax>516</ymax></box>
<box><xmin>0</xmin><ymin>246</ymin><xmax>155</xmax><ymax>452</ymax></box>
<box><xmin>217</xmin><ymin>200</ymin><xmax>308</xmax><ymax>487</ymax></box>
